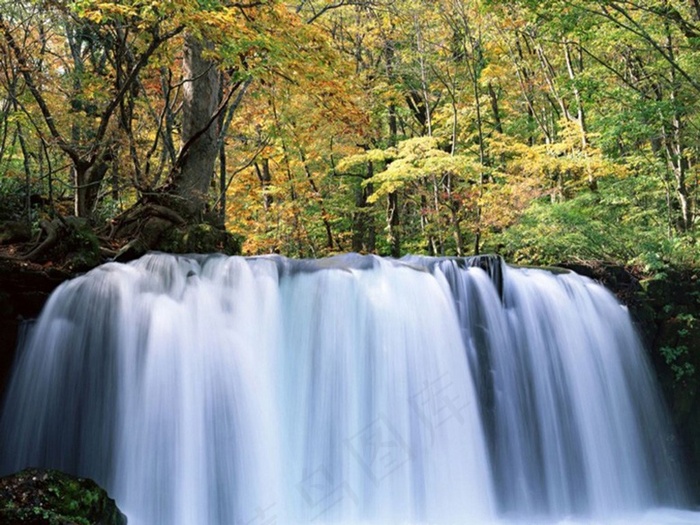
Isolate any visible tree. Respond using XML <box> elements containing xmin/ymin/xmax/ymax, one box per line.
<box><xmin>0</xmin><ymin>1</ymin><xmax>185</xmax><ymax>219</ymax></box>
<box><xmin>0</xmin><ymin>0</ymin><xmax>697</xmax><ymax>267</ymax></box>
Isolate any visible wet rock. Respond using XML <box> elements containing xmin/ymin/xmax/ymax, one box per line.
<box><xmin>0</xmin><ymin>260</ymin><xmax>72</xmax><ymax>397</ymax></box>
<box><xmin>0</xmin><ymin>468</ymin><xmax>127</xmax><ymax>525</ymax></box>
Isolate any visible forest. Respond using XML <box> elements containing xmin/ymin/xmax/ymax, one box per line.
<box><xmin>0</xmin><ymin>0</ymin><xmax>698</xmax><ymax>270</ymax></box>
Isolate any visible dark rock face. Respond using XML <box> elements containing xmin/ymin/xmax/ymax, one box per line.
<box><xmin>0</xmin><ymin>468</ymin><xmax>127</xmax><ymax>525</ymax></box>
<box><xmin>0</xmin><ymin>260</ymin><xmax>71</xmax><ymax>396</ymax></box>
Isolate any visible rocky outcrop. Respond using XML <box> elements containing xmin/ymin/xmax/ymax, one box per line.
<box><xmin>0</xmin><ymin>468</ymin><xmax>127</xmax><ymax>525</ymax></box>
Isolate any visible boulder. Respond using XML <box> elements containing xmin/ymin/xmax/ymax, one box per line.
<box><xmin>0</xmin><ymin>468</ymin><xmax>127</xmax><ymax>525</ymax></box>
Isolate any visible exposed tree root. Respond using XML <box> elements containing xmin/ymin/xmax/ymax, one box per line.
<box><xmin>107</xmin><ymin>203</ymin><xmax>188</xmax><ymax>240</ymax></box>
<box><xmin>107</xmin><ymin>202</ymin><xmax>189</xmax><ymax>262</ymax></box>
<box><xmin>0</xmin><ymin>196</ymin><xmax>239</xmax><ymax>268</ymax></box>
<box><xmin>0</xmin><ymin>219</ymin><xmax>67</xmax><ymax>263</ymax></box>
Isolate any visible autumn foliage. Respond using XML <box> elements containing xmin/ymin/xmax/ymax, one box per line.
<box><xmin>0</xmin><ymin>0</ymin><xmax>698</xmax><ymax>268</ymax></box>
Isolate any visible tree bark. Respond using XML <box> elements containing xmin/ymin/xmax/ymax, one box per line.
<box><xmin>172</xmin><ymin>34</ymin><xmax>220</xmax><ymax>218</ymax></box>
<box><xmin>351</xmin><ymin>162</ymin><xmax>375</xmax><ymax>253</ymax></box>
<box><xmin>563</xmin><ymin>40</ymin><xmax>596</xmax><ymax>190</ymax></box>
<box><xmin>387</xmin><ymin>191</ymin><xmax>400</xmax><ymax>258</ymax></box>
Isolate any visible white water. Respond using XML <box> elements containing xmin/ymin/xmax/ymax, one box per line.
<box><xmin>0</xmin><ymin>253</ymin><xmax>695</xmax><ymax>525</ymax></box>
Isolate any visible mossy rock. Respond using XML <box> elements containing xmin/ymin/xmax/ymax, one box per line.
<box><xmin>59</xmin><ymin>218</ymin><xmax>101</xmax><ymax>272</ymax></box>
<box><xmin>161</xmin><ymin>223</ymin><xmax>242</xmax><ymax>255</ymax></box>
<box><xmin>0</xmin><ymin>468</ymin><xmax>127</xmax><ymax>525</ymax></box>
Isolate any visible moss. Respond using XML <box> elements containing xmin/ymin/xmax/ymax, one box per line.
<box><xmin>30</xmin><ymin>217</ymin><xmax>102</xmax><ymax>272</ymax></box>
<box><xmin>0</xmin><ymin>468</ymin><xmax>126</xmax><ymax>525</ymax></box>
<box><xmin>161</xmin><ymin>223</ymin><xmax>243</xmax><ymax>255</ymax></box>
<box><xmin>60</xmin><ymin>218</ymin><xmax>101</xmax><ymax>272</ymax></box>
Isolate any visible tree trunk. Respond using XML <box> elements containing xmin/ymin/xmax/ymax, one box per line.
<box><xmin>75</xmin><ymin>161</ymin><xmax>110</xmax><ymax>219</ymax></box>
<box><xmin>385</xmin><ymin>38</ymin><xmax>400</xmax><ymax>257</ymax></box>
<box><xmin>563</xmin><ymin>40</ymin><xmax>596</xmax><ymax>190</ymax></box>
<box><xmin>387</xmin><ymin>191</ymin><xmax>400</xmax><ymax>258</ymax></box>
<box><xmin>255</xmin><ymin>159</ymin><xmax>274</xmax><ymax>211</ymax></box>
<box><xmin>299</xmin><ymin>149</ymin><xmax>334</xmax><ymax>250</ymax></box>
<box><xmin>351</xmin><ymin>162</ymin><xmax>375</xmax><ymax>253</ymax></box>
<box><xmin>109</xmin><ymin>35</ymin><xmax>225</xmax><ymax>261</ymax></box>
<box><xmin>172</xmin><ymin>34</ymin><xmax>220</xmax><ymax>218</ymax></box>
<box><xmin>488</xmin><ymin>82</ymin><xmax>503</xmax><ymax>134</ymax></box>
<box><xmin>217</xmin><ymin>71</ymin><xmax>228</xmax><ymax>226</ymax></box>
<box><xmin>663</xmin><ymin>23</ymin><xmax>692</xmax><ymax>231</ymax></box>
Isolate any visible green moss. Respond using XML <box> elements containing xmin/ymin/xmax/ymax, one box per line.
<box><xmin>161</xmin><ymin>223</ymin><xmax>243</xmax><ymax>255</ymax></box>
<box><xmin>61</xmin><ymin>218</ymin><xmax>101</xmax><ymax>271</ymax></box>
<box><xmin>0</xmin><ymin>468</ymin><xmax>126</xmax><ymax>525</ymax></box>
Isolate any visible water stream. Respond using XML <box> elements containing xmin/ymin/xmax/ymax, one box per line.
<box><xmin>0</xmin><ymin>253</ymin><xmax>696</xmax><ymax>524</ymax></box>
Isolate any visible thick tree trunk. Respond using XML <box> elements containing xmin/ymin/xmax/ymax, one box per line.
<box><xmin>172</xmin><ymin>35</ymin><xmax>220</xmax><ymax>218</ymax></box>
<box><xmin>109</xmin><ymin>35</ymin><xmax>228</xmax><ymax>260</ymax></box>
<box><xmin>75</xmin><ymin>162</ymin><xmax>110</xmax><ymax>218</ymax></box>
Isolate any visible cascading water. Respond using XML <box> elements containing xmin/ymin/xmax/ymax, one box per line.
<box><xmin>0</xmin><ymin>253</ymin><xmax>697</xmax><ymax>525</ymax></box>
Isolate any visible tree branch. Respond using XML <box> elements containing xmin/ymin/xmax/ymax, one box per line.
<box><xmin>569</xmin><ymin>1</ymin><xmax>700</xmax><ymax>95</ymax></box>
<box><xmin>0</xmin><ymin>13</ymin><xmax>78</xmax><ymax>163</ymax></box>
<box><xmin>93</xmin><ymin>24</ymin><xmax>185</xmax><ymax>154</ymax></box>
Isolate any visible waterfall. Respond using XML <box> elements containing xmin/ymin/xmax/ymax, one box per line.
<box><xmin>0</xmin><ymin>253</ymin><xmax>696</xmax><ymax>525</ymax></box>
